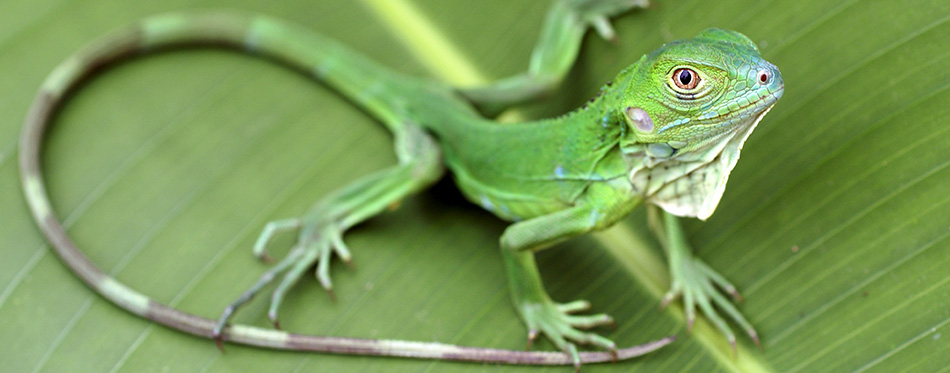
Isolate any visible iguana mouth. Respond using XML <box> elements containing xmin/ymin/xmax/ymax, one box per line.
<box><xmin>697</xmin><ymin>85</ymin><xmax>784</xmax><ymax>125</ymax></box>
<box><xmin>677</xmin><ymin>85</ymin><xmax>783</xmax><ymax>147</ymax></box>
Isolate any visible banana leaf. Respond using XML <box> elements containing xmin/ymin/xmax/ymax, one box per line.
<box><xmin>2</xmin><ymin>0</ymin><xmax>947</xmax><ymax>371</ymax></box>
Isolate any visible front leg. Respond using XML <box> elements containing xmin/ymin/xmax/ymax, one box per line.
<box><xmin>500</xmin><ymin>200</ymin><xmax>635</xmax><ymax>369</ymax></box>
<box><xmin>647</xmin><ymin>205</ymin><xmax>759</xmax><ymax>351</ymax></box>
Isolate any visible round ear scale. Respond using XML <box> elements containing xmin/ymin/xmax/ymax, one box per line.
<box><xmin>626</xmin><ymin>107</ymin><xmax>654</xmax><ymax>133</ymax></box>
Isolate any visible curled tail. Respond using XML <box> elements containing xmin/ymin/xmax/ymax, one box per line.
<box><xmin>19</xmin><ymin>11</ymin><xmax>672</xmax><ymax>365</ymax></box>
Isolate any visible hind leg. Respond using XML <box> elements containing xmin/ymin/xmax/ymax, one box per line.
<box><xmin>213</xmin><ymin>124</ymin><xmax>443</xmax><ymax>339</ymax></box>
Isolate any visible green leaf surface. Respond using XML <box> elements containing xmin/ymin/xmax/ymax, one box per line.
<box><xmin>2</xmin><ymin>0</ymin><xmax>948</xmax><ymax>371</ymax></box>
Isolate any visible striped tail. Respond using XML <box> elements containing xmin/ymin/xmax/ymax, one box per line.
<box><xmin>37</xmin><ymin>12</ymin><xmax>411</xmax><ymax>133</ymax></box>
<box><xmin>19</xmin><ymin>11</ymin><xmax>672</xmax><ymax>365</ymax></box>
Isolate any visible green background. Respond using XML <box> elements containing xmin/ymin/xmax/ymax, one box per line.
<box><xmin>2</xmin><ymin>0</ymin><xmax>948</xmax><ymax>371</ymax></box>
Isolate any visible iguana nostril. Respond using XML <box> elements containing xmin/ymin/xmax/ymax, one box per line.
<box><xmin>758</xmin><ymin>69</ymin><xmax>770</xmax><ymax>85</ymax></box>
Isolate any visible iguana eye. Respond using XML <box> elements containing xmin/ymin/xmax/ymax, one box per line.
<box><xmin>672</xmin><ymin>68</ymin><xmax>699</xmax><ymax>90</ymax></box>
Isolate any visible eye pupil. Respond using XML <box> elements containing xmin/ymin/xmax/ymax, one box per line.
<box><xmin>679</xmin><ymin>70</ymin><xmax>692</xmax><ymax>85</ymax></box>
<box><xmin>759</xmin><ymin>71</ymin><xmax>770</xmax><ymax>84</ymax></box>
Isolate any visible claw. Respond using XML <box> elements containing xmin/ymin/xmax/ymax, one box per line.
<box><xmin>212</xmin><ymin>317</ymin><xmax>228</xmax><ymax>351</ymax></box>
<box><xmin>728</xmin><ymin>286</ymin><xmax>744</xmax><ymax>302</ymax></box>
<box><xmin>329</xmin><ymin>229</ymin><xmax>353</xmax><ymax>264</ymax></box>
<box><xmin>223</xmin><ymin>182</ymin><xmax>375</xmax><ymax>341</ymax></box>
<box><xmin>526</xmin><ymin>329</ymin><xmax>539</xmax><ymax>350</ymax></box>
<box><xmin>664</xmin><ymin>256</ymin><xmax>760</xmax><ymax>349</ymax></box>
<box><xmin>565</xmin><ymin>344</ymin><xmax>581</xmax><ymax>372</ymax></box>
<box><xmin>342</xmin><ymin>257</ymin><xmax>356</xmax><ymax>270</ymax></box>
<box><xmin>517</xmin><ymin>298</ymin><xmax>617</xmax><ymax>367</ymax></box>
<box><xmin>267</xmin><ymin>309</ymin><xmax>282</xmax><ymax>330</ymax></box>
<box><xmin>215</xmin><ymin>337</ymin><xmax>226</xmax><ymax>353</ymax></box>
<box><xmin>258</xmin><ymin>252</ymin><xmax>273</xmax><ymax>263</ymax></box>
<box><xmin>659</xmin><ymin>292</ymin><xmax>675</xmax><ymax>309</ymax></box>
<box><xmin>657</xmin><ymin>209</ymin><xmax>758</xmax><ymax>348</ymax></box>
<box><xmin>749</xmin><ymin>328</ymin><xmax>762</xmax><ymax>350</ymax></box>
<box><xmin>316</xmin><ymin>242</ymin><xmax>334</xmax><ymax>293</ymax></box>
<box><xmin>223</xmin><ymin>218</ymin><xmax>356</xmax><ymax>337</ymax></box>
<box><xmin>387</xmin><ymin>201</ymin><xmax>401</xmax><ymax>211</ymax></box>
<box><xmin>729</xmin><ymin>335</ymin><xmax>737</xmax><ymax>357</ymax></box>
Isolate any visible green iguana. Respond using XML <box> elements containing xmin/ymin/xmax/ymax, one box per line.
<box><xmin>20</xmin><ymin>0</ymin><xmax>783</xmax><ymax>369</ymax></box>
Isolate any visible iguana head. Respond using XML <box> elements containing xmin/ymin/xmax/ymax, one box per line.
<box><xmin>617</xmin><ymin>28</ymin><xmax>784</xmax><ymax>220</ymax></box>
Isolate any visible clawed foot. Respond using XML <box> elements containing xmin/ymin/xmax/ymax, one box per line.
<box><xmin>664</xmin><ymin>255</ymin><xmax>759</xmax><ymax>352</ymax></box>
<box><xmin>565</xmin><ymin>0</ymin><xmax>651</xmax><ymax>41</ymax></box>
<box><xmin>213</xmin><ymin>215</ymin><xmax>353</xmax><ymax>342</ymax></box>
<box><xmin>520</xmin><ymin>299</ymin><xmax>617</xmax><ymax>369</ymax></box>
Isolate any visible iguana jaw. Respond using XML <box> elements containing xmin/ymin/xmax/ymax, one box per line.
<box><xmin>676</xmin><ymin>85</ymin><xmax>784</xmax><ymax>155</ymax></box>
<box><xmin>627</xmin><ymin>90</ymin><xmax>780</xmax><ymax>220</ymax></box>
